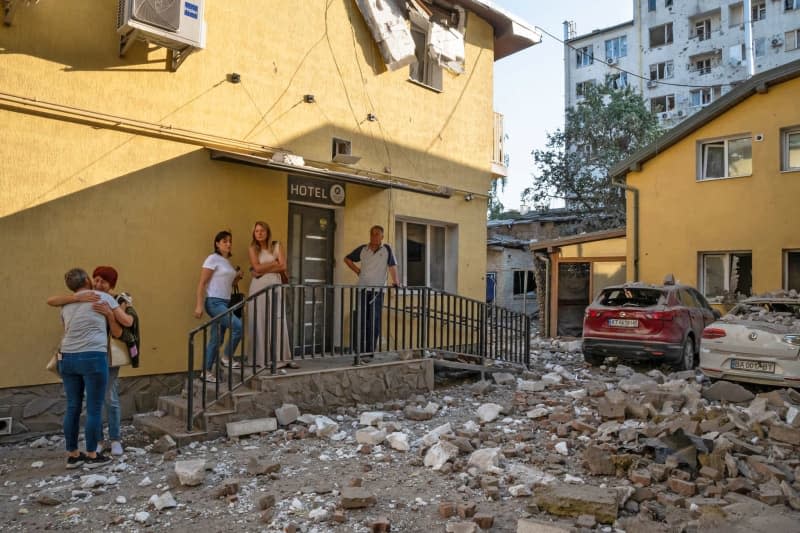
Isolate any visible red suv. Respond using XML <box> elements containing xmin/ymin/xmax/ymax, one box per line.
<box><xmin>582</xmin><ymin>282</ymin><xmax>719</xmax><ymax>369</ymax></box>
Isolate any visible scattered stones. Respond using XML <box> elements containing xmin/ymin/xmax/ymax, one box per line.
<box><xmin>246</xmin><ymin>457</ymin><xmax>281</xmax><ymax>476</ymax></box>
<box><xmin>149</xmin><ymin>491</ymin><xmax>177</xmax><ymax>510</ymax></box>
<box><xmin>534</xmin><ymin>483</ymin><xmax>619</xmax><ymax>524</ymax></box>
<box><xmin>360</xmin><ymin>411</ymin><xmax>385</xmax><ymax>426</ymax></box>
<box><xmin>424</xmin><ymin>441</ymin><xmax>459</xmax><ymax>470</ymax></box>
<box><xmin>477</xmin><ymin>403</ymin><xmax>503</xmax><ymax>423</ymax></box>
<box><xmin>152</xmin><ymin>434</ymin><xmax>177</xmax><ymax>454</ymax></box>
<box><xmin>386</xmin><ymin>432</ymin><xmax>410</xmax><ymax>451</ymax></box>
<box><xmin>492</xmin><ymin>372</ymin><xmax>515</xmax><ymax>385</ymax></box>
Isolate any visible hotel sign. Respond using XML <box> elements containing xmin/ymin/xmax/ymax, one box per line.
<box><xmin>288</xmin><ymin>175</ymin><xmax>346</xmax><ymax>206</ymax></box>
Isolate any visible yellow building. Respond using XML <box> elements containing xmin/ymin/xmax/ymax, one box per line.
<box><xmin>611</xmin><ymin>59</ymin><xmax>800</xmax><ymax>306</ymax></box>
<box><xmin>0</xmin><ymin>0</ymin><xmax>539</xmax><ymax>418</ymax></box>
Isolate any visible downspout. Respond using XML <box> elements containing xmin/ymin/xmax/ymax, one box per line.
<box><xmin>535</xmin><ymin>252</ymin><xmax>551</xmax><ymax>336</ymax></box>
<box><xmin>612</xmin><ymin>179</ymin><xmax>639</xmax><ymax>281</ymax></box>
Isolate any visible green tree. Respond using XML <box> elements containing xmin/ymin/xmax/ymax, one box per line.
<box><xmin>523</xmin><ymin>83</ymin><xmax>662</xmax><ymax>227</ymax></box>
<box><xmin>487</xmin><ymin>176</ymin><xmax>506</xmax><ymax>220</ymax></box>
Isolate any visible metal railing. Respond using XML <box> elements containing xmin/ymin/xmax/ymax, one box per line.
<box><xmin>186</xmin><ymin>284</ymin><xmax>530</xmax><ymax>430</ymax></box>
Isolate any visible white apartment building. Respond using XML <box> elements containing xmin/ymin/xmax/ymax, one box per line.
<box><xmin>564</xmin><ymin>0</ymin><xmax>800</xmax><ymax>126</ymax></box>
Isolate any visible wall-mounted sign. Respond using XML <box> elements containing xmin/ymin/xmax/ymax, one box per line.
<box><xmin>288</xmin><ymin>175</ymin><xmax>346</xmax><ymax>206</ymax></box>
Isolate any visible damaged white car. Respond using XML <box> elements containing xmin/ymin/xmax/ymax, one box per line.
<box><xmin>700</xmin><ymin>296</ymin><xmax>800</xmax><ymax>387</ymax></box>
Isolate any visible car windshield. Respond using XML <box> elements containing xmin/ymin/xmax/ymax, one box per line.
<box><xmin>598</xmin><ymin>288</ymin><xmax>665</xmax><ymax>307</ymax></box>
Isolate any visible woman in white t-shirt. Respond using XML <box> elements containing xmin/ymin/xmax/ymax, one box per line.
<box><xmin>194</xmin><ymin>230</ymin><xmax>243</xmax><ymax>383</ymax></box>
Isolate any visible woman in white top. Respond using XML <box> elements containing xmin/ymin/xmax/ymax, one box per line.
<box><xmin>194</xmin><ymin>230</ymin><xmax>243</xmax><ymax>382</ymax></box>
<box><xmin>247</xmin><ymin>221</ymin><xmax>295</xmax><ymax>369</ymax></box>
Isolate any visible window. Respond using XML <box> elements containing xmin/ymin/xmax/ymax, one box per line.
<box><xmin>512</xmin><ymin>270</ymin><xmax>536</xmax><ymax>296</ymax></box>
<box><xmin>604</xmin><ymin>36</ymin><xmax>627</xmax><ymax>61</ymax></box>
<box><xmin>665</xmin><ymin>0</ymin><xmax>673</xmax><ymax>7</ymax></box>
<box><xmin>698</xmin><ymin>136</ymin><xmax>752</xmax><ymax>180</ymax></box>
<box><xmin>701</xmin><ymin>252</ymin><xmax>752</xmax><ymax>302</ymax></box>
<box><xmin>690</xmin><ymin>88</ymin><xmax>712</xmax><ymax>107</ymax></box>
<box><xmin>650</xmin><ymin>94</ymin><xmax>675</xmax><ymax>113</ymax></box>
<box><xmin>649</xmin><ymin>23</ymin><xmax>674</xmax><ymax>47</ymax></box>
<box><xmin>786</xmin><ymin>0</ymin><xmax>799</xmax><ymax>10</ymax></box>
<box><xmin>395</xmin><ymin>220</ymin><xmax>450</xmax><ymax>290</ymax></box>
<box><xmin>752</xmin><ymin>2</ymin><xmax>766</xmax><ymax>20</ymax></box>
<box><xmin>606</xmin><ymin>72</ymin><xmax>628</xmax><ymax>90</ymax></box>
<box><xmin>576</xmin><ymin>45</ymin><xmax>594</xmax><ymax>67</ymax></box>
<box><xmin>409</xmin><ymin>15</ymin><xmax>443</xmax><ymax>91</ymax></box>
<box><xmin>754</xmin><ymin>37</ymin><xmax>766</xmax><ymax>58</ymax></box>
<box><xmin>648</xmin><ymin>0</ymin><xmax>656</xmax><ymax>11</ymax></box>
<box><xmin>783</xmin><ymin>127</ymin><xmax>800</xmax><ymax>171</ymax></box>
<box><xmin>786</xmin><ymin>251</ymin><xmax>800</xmax><ymax>291</ymax></box>
<box><xmin>695</xmin><ymin>58</ymin><xmax>712</xmax><ymax>75</ymax></box>
<box><xmin>694</xmin><ymin>19</ymin><xmax>712</xmax><ymax>41</ymax></box>
<box><xmin>649</xmin><ymin>61</ymin><xmax>674</xmax><ymax>80</ymax></box>
<box><xmin>576</xmin><ymin>80</ymin><xmax>595</xmax><ymax>98</ymax></box>
<box><xmin>730</xmin><ymin>3</ymin><xmax>744</xmax><ymax>26</ymax></box>
<box><xmin>787</xmin><ymin>29</ymin><xmax>800</xmax><ymax>51</ymax></box>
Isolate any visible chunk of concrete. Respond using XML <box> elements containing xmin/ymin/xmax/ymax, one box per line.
<box><xmin>175</xmin><ymin>459</ymin><xmax>207</xmax><ymax>486</ymax></box>
<box><xmin>274</xmin><ymin>404</ymin><xmax>300</xmax><ymax>426</ymax></box>
<box><xmin>386</xmin><ymin>432</ymin><xmax>410</xmax><ymax>451</ymax></box>
<box><xmin>492</xmin><ymin>372</ymin><xmax>516</xmax><ymax>385</ymax></box>
<box><xmin>359</xmin><ymin>411</ymin><xmax>385</xmax><ymax>426</ymax></box>
<box><xmin>702</xmin><ymin>381</ymin><xmax>755</xmax><ymax>403</ymax></box>
<box><xmin>467</xmin><ymin>447</ymin><xmax>503</xmax><ymax>473</ymax></box>
<box><xmin>534</xmin><ymin>483</ymin><xmax>618</xmax><ymax>524</ymax></box>
<box><xmin>340</xmin><ymin>486</ymin><xmax>376</xmax><ymax>509</ymax></box>
<box><xmin>356</xmin><ymin>427</ymin><xmax>387</xmax><ymax>445</ymax></box>
<box><xmin>516</xmin><ymin>519</ymin><xmax>571</xmax><ymax>532</ymax></box>
<box><xmin>424</xmin><ymin>441</ymin><xmax>459</xmax><ymax>470</ymax></box>
<box><xmin>226</xmin><ymin>417</ymin><xmax>277</xmax><ymax>438</ymax></box>
<box><xmin>477</xmin><ymin>403</ymin><xmax>503</xmax><ymax>423</ymax></box>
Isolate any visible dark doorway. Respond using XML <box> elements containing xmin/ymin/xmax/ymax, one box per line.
<box><xmin>557</xmin><ymin>262</ymin><xmax>590</xmax><ymax>337</ymax></box>
<box><xmin>288</xmin><ymin>204</ymin><xmax>335</xmax><ymax>354</ymax></box>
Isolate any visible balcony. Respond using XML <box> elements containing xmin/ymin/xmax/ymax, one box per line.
<box><xmin>492</xmin><ymin>111</ymin><xmax>507</xmax><ymax>177</ymax></box>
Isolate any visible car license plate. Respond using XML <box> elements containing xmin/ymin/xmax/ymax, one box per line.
<box><xmin>730</xmin><ymin>359</ymin><xmax>775</xmax><ymax>373</ymax></box>
<box><xmin>608</xmin><ymin>319</ymin><xmax>638</xmax><ymax>328</ymax></box>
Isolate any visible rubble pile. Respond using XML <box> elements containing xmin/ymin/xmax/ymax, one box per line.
<box><xmin>3</xmin><ymin>341</ymin><xmax>800</xmax><ymax>531</ymax></box>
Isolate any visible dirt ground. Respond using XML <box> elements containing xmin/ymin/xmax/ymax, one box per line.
<box><xmin>3</xmin><ymin>345</ymin><xmax>800</xmax><ymax>532</ymax></box>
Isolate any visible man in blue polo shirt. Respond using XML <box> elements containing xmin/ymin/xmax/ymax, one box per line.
<box><xmin>344</xmin><ymin>225</ymin><xmax>400</xmax><ymax>356</ymax></box>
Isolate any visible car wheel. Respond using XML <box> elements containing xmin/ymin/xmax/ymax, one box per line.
<box><xmin>678</xmin><ymin>337</ymin><xmax>695</xmax><ymax>371</ymax></box>
<box><xmin>583</xmin><ymin>352</ymin><xmax>604</xmax><ymax>366</ymax></box>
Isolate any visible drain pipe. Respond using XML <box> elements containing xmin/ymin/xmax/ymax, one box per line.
<box><xmin>535</xmin><ymin>253</ymin><xmax>551</xmax><ymax>337</ymax></box>
<box><xmin>612</xmin><ymin>179</ymin><xmax>639</xmax><ymax>282</ymax></box>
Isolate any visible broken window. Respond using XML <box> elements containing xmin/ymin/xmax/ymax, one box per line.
<box><xmin>694</xmin><ymin>19</ymin><xmax>712</xmax><ymax>41</ymax></box>
<box><xmin>695</xmin><ymin>58</ymin><xmax>712</xmax><ymax>74</ymax></box>
<box><xmin>785</xmin><ymin>251</ymin><xmax>800</xmax><ymax>291</ymax></box>
<box><xmin>648</xmin><ymin>0</ymin><xmax>656</xmax><ymax>11</ymax></box>
<box><xmin>783</xmin><ymin>127</ymin><xmax>800</xmax><ymax>171</ymax></box>
<box><xmin>699</xmin><ymin>136</ymin><xmax>752</xmax><ymax>180</ymax></box>
<box><xmin>650</xmin><ymin>94</ymin><xmax>675</xmax><ymax>113</ymax></box>
<box><xmin>649</xmin><ymin>22</ymin><xmax>674</xmax><ymax>47</ymax></box>
<box><xmin>701</xmin><ymin>252</ymin><xmax>753</xmax><ymax>302</ymax></box>
<box><xmin>513</xmin><ymin>270</ymin><xmax>536</xmax><ymax>296</ymax></box>
<box><xmin>409</xmin><ymin>13</ymin><xmax>443</xmax><ymax>91</ymax></box>
<box><xmin>786</xmin><ymin>0</ymin><xmax>799</xmax><ymax>10</ymax></box>
<box><xmin>649</xmin><ymin>61</ymin><xmax>674</xmax><ymax>80</ymax></box>
<box><xmin>576</xmin><ymin>45</ymin><xmax>594</xmax><ymax>67</ymax></box>
<box><xmin>730</xmin><ymin>3</ymin><xmax>744</xmax><ymax>26</ymax></box>
<box><xmin>395</xmin><ymin>220</ymin><xmax>448</xmax><ymax>290</ymax></box>
<box><xmin>665</xmin><ymin>0</ymin><xmax>673</xmax><ymax>7</ymax></box>
<box><xmin>604</xmin><ymin>36</ymin><xmax>627</xmax><ymax>61</ymax></box>
<box><xmin>752</xmin><ymin>1</ymin><xmax>767</xmax><ymax>20</ymax></box>
<box><xmin>690</xmin><ymin>88</ymin><xmax>712</xmax><ymax>107</ymax></box>
<box><xmin>576</xmin><ymin>80</ymin><xmax>595</xmax><ymax>98</ymax></box>
<box><xmin>606</xmin><ymin>72</ymin><xmax>628</xmax><ymax>90</ymax></box>
<box><xmin>754</xmin><ymin>37</ymin><xmax>766</xmax><ymax>57</ymax></box>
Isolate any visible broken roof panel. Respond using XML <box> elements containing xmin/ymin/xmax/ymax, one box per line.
<box><xmin>354</xmin><ymin>0</ymin><xmax>417</xmax><ymax>71</ymax></box>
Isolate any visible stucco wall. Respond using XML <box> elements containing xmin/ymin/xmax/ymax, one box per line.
<box><xmin>625</xmin><ymin>77</ymin><xmax>800</xmax><ymax>292</ymax></box>
<box><xmin>0</xmin><ymin>1</ymin><xmax>499</xmax><ymax>388</ymax></box>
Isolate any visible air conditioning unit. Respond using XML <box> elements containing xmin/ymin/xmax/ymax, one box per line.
<box><xmin>772</xmin><ymin>38</ymin><xmax>784</xmax><ymax>47</ymax></box>
<box><xmin>607</xmin><ymin>57</ymin><xmax>618</xmax><ymax>65</ymax></box>
<box><xmin>646</xmin><ymin>80</ymin><xmax>658</xmax><ymax>89</ymax></box>
<box><xmin>117</xmin><ymin>0</ymin><xmax>206</xmax><ymax>50</ymax></box>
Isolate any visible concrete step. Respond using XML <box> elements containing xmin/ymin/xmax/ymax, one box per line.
<box><xmin>132</xmin><ymin>412</ymin><xmax>207</xmax><ymax>447</ymax></box>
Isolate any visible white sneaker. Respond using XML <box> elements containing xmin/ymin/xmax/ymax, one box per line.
<box><xmin>110</xmin><ymin>441</ymin><xmax>124</xmax><ymax>456</ymax></box>
<box><xmin>96</xmin><ymin>443</ymin><xmax>104</xmax><ymax>454</ymax></box>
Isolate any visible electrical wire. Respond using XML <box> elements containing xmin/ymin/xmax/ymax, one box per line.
<box><xmin>535</xmin><ymin>24</ymin><xmax>744</xmax><ymax>90</ymax></box>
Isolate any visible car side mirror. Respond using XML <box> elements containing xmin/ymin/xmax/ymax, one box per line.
<box><xmin>712</xmin><ymin>309</ymin><xmax>722</xmax><ymax>319</ymax></box>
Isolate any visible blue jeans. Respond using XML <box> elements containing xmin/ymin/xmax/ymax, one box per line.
<box><xmin>59</xmin><ymin>351</ymin><xmax>108</xmax><ymax>453</ymax></box>
<box><xmin>204</xmin><ymin>297</ymin><xmax>242</xmax><ymax>370</ymax></box>
<box><xmin>101</xmin><ymin>366</ymin><xmax>121</xmax><ymax>442</ymax></box>
<box><xmin>356</xmin><ymin>289</ymin><xmax>383</xmax><ymax>353</ymax></box>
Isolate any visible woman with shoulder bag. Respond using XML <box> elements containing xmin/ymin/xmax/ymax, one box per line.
<box><xmin>247</xmin><ymin>221</ymin><xmax>296</xmax><ymax>369</ymax></box>
<box><xmin>194</xmin><ymin>230</ymin><xmax>243</xmax><ymax>382</ymax></box>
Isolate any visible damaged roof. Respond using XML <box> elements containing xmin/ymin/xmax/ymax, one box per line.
<box><xmin>450</xmin><ymin>0</ymin><xmax>541</xmax><ymax>59</ymax></box>
<box><xmin>529</xmin><ymin>228</ymin><xmax>626</xmax><ymax>252</ymax></box>
<box><xmin>610</xmin><ymin>58</ymin><xmax>800</xmax><ymax>180</ymax></box>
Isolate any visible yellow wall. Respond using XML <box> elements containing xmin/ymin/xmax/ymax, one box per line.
<box><xmin>0</xmin><ymin>1</ymin><xmax>499</xmax><ymax>387</ymax></box>
<box><xmin>625</xmin><ymin>77</ymin><xmax>800</xmax><ymax>293</ymax></box>
<box><xmin>559</xmin><ymin>237</ymin><xmax>626</xmax><ymax>259</ymax></box>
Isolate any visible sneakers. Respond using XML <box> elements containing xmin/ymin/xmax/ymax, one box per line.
<box><xmin>221</xmin><ymin>357</ymin><xmax>241</xmax><ymax>369</ymax></box>
<box><xmin>84</xmin><ymin>452</ymin><xmax>112</xmax><ymax>469</ymax></box>
<box><xmin>204</xmin><ymin>373</ymin><xmax>217</xmax><ymax>383</ymax></box>
<box><xmin>96</xmin><ymin>443</ymin><xmax>104</xmax><ymax>454</ymax></box>
<box><xmin>66</xmin><ymin>453</ymin><xmax>86</xmax><ymax>469</ymax></box>
<box><xmin>110</xmin><ymin>441</ymin><xmax>124</xmax><ymax>456</ymax></box>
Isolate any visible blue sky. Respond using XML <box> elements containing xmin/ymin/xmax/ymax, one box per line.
<box><xmin>493</xmin><ymin>1</ymin><xmax>633</xmax><ymax>212</ymax></box>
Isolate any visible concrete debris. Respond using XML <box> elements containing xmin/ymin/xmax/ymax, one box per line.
<box><xmin>149</xmin><ymin>491</ymin><xmax>177</xmax><ymax>510</ymax></box>
<box><xmin>174</xmin><ymin>459</ymin><xmax>206</xmax><ymax>486</ymax></box>
<box><xmin>385</xmin><ymin>431</ymin><xmax>410</xmax><ymax>451</ymax></box>
<box><xmin>360</xmin><ymin>411</ymin><xmax>385</xmax><ymax>426</ymax></box>
<box><xmin>703</xmin><ymin>380</ymin><xmax>756</xmax><ymax>403</ymax></box>
<box><xmin>356</xmin><ymin>427</ymin><xmax>387</xmax><ymax>445</ymax></box>
<box><xmin>275</xmin><ymin>403</ymin><xmax>301</xmax><ymax>426</ymax></box>
<box><xmin>313</xmin><ymin>416</ymin><xmax>339</xmax><ymax>437</ymax></box>
<box><xmin>492</xmin><ymin>372</ymin><xmax>516</xmax><ymax>385</ymax></box>
<box><xmin>424</xmin><ymin>441</ymin><xmax>459</xmax><ymax>470</ymax></box>
<box><xmin>476</xmin><ymin>403</ymin><xmax>503</xmax><ymax>423</ymax></box>
<box><xmin>340</xmin><ymin>486</ymin><xmax>376</xmax><ymax>509</ymax></box>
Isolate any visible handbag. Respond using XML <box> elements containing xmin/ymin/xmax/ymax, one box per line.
<box><xmin>109</xmin><ymin>338</ymin><xmax>132</xmax><ymax>367</ymax></box>
<box><xmin>229</xmin><ymin>284</ymin><xmax>244</xmax><ymax>317</ymax></box>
